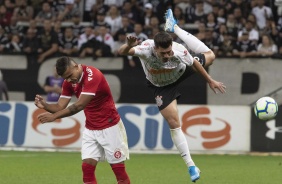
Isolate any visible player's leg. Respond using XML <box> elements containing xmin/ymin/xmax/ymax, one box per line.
<box><xmin>81</xmin><ymin>128</ymin><xmax>103</xmax><ymax>184</ymax></box>
<box><xmin>164</xmin><ymin>8</ymin><xmax>215</xmax><ymax>67</ymax></box>
<box><xmin>102</xmin><ymin>120</ymin><xmax>130</xmax><ymax>184</ymax></box>
<box><xmin>160</xmin><ymin>100</ymin><xmax>200</xmax><ymax>182</ymax></box>
<box><xmin>82</xmin><ymin>159</ymin><xmax>98</xmax><ymax>184</ymax></box>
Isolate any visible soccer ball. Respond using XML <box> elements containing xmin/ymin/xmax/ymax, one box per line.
<box><xmin>254</xmin><ymin>97</ymin><xmax>278</xmax><ymax>120</ymax></box>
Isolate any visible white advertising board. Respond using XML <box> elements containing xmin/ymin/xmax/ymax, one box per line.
<box><xmin>0</xmin><ymin>102</ymin><xmax>251</xmax><ymax>152</ymax></box>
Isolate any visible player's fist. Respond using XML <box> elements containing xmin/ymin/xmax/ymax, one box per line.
<box><xmin>34</xmin><ymin>94</ymin><xmax>46</xmax><ymax>109</ymax></box>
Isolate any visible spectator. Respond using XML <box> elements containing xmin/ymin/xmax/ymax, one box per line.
<box><xmin>202</xmin><ymin>28</ymin><xmax>219</xmax><ymax>56</ymax></box>
<box><xmin>54</xmin><ymin>20</ymin><xmax>63</xmax><ymax>40</ymax></box>
<box><xmin>173</xmin><ymin>4</ymin><xmax>185</xmax><ymax>21</ymax></box>
<box><xmin>217</xmin><ymin>7</ymin><xmax>226</xmax><ymax>24</ymax></box>
<box><xmin>113</xmin><ymin>16</ymin><xmax>133</xmax><ymax>41</ymax></box>
<box><xmin>238</xmin><ymin>20</ymin><xmax>259</xmax><ymax>45</ymax></box>
<box><xmin>105</xmin><ymin>5</ymin><xmax>122</xmax><ymax>36</ymax></box>
<box><xmin>205</xmin><ymin>12</ymin><xmax>218</xmax><ymax>30</ymax></box>
<box><xmin>120</xmin><ymin>0</ymin><xmax>142</xmax><ymax>25</ymax></box>
<box><xmin>22</xmin><ymin>28</ymin><xmax>41</xmax><ymax>65</ymax></box>
<box><xmin>141</xmin><ymin>3</ymin><xmax>154</xmax><ymax>27</ymax></box>
<box><xmin>37</xmin><ymin>20</ymin><xmax>59</xmax><ymax>63</ymax></box>
<box><xmin>185</xmin><ymin>0</ymin><xmax>206</xmax><ymax>24</ymax></box>
<box><xmin>96</xmin><ymin>25</ymin><xmax>115</xmax><ymax>54</ymax></box>
<box><xmin>57</xmin><ymin>0</ymin><xmax>81</xmax><ymax>22</ymax></box>
<box><xmin>12</xmin><ymin>0</ymin><xmax>34</xmax><ymax>22</ymax></box>
<box><xmin>112</xmin><ymin>30</ymin><xmax>126</xmax><ymax>56</ymax></box>
<box><xmin>260</xmin><ymin>18</ymin><xmax>279</xmax><ymax>39</ymax></box>
<box><xmin>35</xmin><ymin>2</ymin><xmax>57</xmax><ymax>23</ymax></box>
<box><xmin>0</xmin><ymin>26</ymin><xmax>9</xmax><ymax>53</ymax></box>
<box><xmin>0</xmin><ymin>70</ymin><xmax>9</xmax><ymax>101</ymax></box>
<box><xmin>5</xmin><ymin>16</ymin><xmax>24</xmax><ymax>40</ymax></box>
<box><xmin>233</xmin><ymin>7</ymin><xmax>245</xmax><ymax>30</ymax></box>
<box><xmin>256</xmin><ymin>34</ymin><xmax>278</xmax><ymax>57</ymax></box>
<box><xmin>0</xmin><ymin>4</ymin><xmax>13</xmax><ymax>27</ymax></box>
<box><xmin>218</xmin><ymin>33</ymin><xmax>235</xmax><ymax>57</ymax></box>
<box><xmin>77</xmin><ymin>26</ymin><xmax>95</xmax><ymax>50</ymax></box>
<box><xmin>3</xmin><ymin>0</ymin><xmax>16</xmax><ymax>14</ymax></box>
<box><xmin>89</xmin><ymin>0</ymin><xmax>109</xmax><ymax>22</ymax></box>
<box><xmin>4</xmin><ymin>34</ymin><xmax>23</xmax><ymax>54</ymax></box>
<box><xmin>58</xmin><ymin>27</ymin><xmax>79</xmax><ymax>57</ymax></box>
<box><xmin>251</xmin><ymin>0</ymin><xmax>273</xmax><ymax>30</ymax></box>
<box><xmin>93</xmin><ymin>9</ymin><xmax>111</xmax><ymax>31</ymax></box>
<box><xmin>195</xmin><ymin>22</ymin><xmax>206</xmax><ymax>41</ymax></box>
<box><xmin>226</xmin><ymin>13</ymin><xmax>239</xmax><ymax>40</ymax></box>
<box><xmin>83</xmin><ymin>0</ymin><xmax>99</xmax><ymax>21</ymax></box>
<box><xmin>143</xmin><ymin>16</ymin><xmax>161</xmax><ymax>39</ymax></box>
<box><xmin>43</xmin><ymin>66</ymin><xmax>64</xmax><ymax>103</ymax></box>
<box><xmin>232</xmin><ymin>31</ymin><xmax>257</xmax><ymax>58</ymax></box>
<box><xmin>70</xmin><ymin>14</ymin><xmax>85</xmax><ymax>38</ymax></box>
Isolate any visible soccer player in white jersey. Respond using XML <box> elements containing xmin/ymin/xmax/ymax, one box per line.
<box><xmin>34</xmin><ymin>56</ymin><xmax>130</xmax><ymax>184</ymax></box>
<box><xmin>118</xmin><ymin>9</ymin><xmax>226</xmax><ymax>183</ymax></box>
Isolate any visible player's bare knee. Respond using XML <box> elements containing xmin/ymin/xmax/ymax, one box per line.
<box><xmin>83</xmin><ymin>158</ymin><xmax>97</xmax><ymax>166</ymax></box>
<box><xmin>166</xmin><ymin>117</ymin><xmax>180</xmax><ymax>129</ymax></box>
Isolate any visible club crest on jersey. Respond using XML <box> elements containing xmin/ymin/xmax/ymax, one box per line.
<box><xmin>155</xmin><ymin>95</ymin><xmax>163</xmax><ymax>107</ymax></box>
<box><xmin>114</xmin><ymin>149</ymin><xmax>122</xmax><ymax>159</ymax></box>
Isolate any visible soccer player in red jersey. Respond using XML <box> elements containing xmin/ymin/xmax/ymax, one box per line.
<box><xmin>34</xmin><ymin>56</ymin><xmax>130</xmax><ymax>184</ymax></box>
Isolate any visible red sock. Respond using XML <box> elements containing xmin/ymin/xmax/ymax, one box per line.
<box><xmin>82</xmin><ymin>162</ymin><xmax>97</xmax><ymax>184</ymax></box>
<box><xmin>111</xmin><ymin>163</ymin><xmax>130</xmax><ymax>184</ymax></box>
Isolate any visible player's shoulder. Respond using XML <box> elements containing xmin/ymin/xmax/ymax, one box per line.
<box><xmin>172</xmin><ymin>41</ymin><xmax>187</xmax><ymax>50</ymax></box>
<box><xmin>140</xmin><ymin>39</ymin><xmax>154</xmax><ymax>47</ymax></box>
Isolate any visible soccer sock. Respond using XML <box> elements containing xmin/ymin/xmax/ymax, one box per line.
<box><xmin>111</xmin><ymin>163</ymin><xmax>130</xmax><ymax>184</ymax></box>
<box><xmin>170</xmin><ymin>127</ymin><xmax>195</xmax><ymax>167</ymax></box>
<box><xmin>174</xmin><ymin>25</ymin><xmax>210</xmax><ymax>53</ymax></box>
<box><xmin>82</xmin><ymin>162</ymin><xmax>97</xmax><ymax>184</ymax></box>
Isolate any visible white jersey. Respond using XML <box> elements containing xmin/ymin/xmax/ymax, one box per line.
<box><xmin>133</xmin><ymin>39</ymin><xmax>194</xmax><ymax>87</ymax></box>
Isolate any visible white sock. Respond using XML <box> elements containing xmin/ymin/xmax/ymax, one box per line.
<box><xmin>170</xmin><ymin>127</ymin><xmax>195</xmax><ymax>167</ymax></box>
<box><xmin>174</xmin><ymin>25</ymin><xmax>210</xmax><ymax>53</ymax></box>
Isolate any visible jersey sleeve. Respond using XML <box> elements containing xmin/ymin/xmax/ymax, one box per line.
<box><xmin>133</xmin><ymin>40</ymin><xmax>152</xmax><ymax>57</ymax></box>
<box><xmin>174</xmin><ymin>42</ymin><xmax>194</xmax><ymax>66</ymax></box>
<box><xmin>81</xmin><ymin>67</ymin><xmax>102</xmax><ymax>96</ymax></box>
<box><xmin>61</xmin><ymin>81</ymin><xmax>73</xmax><ymax>98</ymax></box>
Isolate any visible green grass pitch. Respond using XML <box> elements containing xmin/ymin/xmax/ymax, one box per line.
<box><xmin>0</xmin><ymin>150</ymin><xmax>281</xmax><ymax>184</ymax></box>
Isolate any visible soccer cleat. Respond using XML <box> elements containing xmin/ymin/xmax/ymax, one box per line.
<box><xmin>164</xmin><ymin>8</ymin><xmax>178</xmax><ymax>33</ymax></box>
<box><xmin>188</xmin><ymin>166</ymin><xmax>200</xmax><ymax>182</ymax></box>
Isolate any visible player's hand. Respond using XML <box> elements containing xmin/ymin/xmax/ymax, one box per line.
<box><xmin>126</xmin><ymin>35</ymin><xmax>141</xmax><ymax>47</ymax></box>
<box><xmin>208</xmin><ymin>80</ymin><xmax>226</xmax><ymax>94</ymax></box>
<box><xmin>34</xmin><ymin>94</ymin><xmax>46</xmax><ymax>109</ymax></box>
<box><xmin>37</xmin><ymin>112</ymin><xmax>55</xmax><ymax>124</ymax></box>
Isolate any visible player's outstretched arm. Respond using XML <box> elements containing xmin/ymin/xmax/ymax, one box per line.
<box><xmin>192</xmin><ymin>59</ymin><xmax>226</xmax><ymax>94</ymax></box>
<box><xmin>118</xmin><ymin>35</ymin><xmax>141</xmax><ymax>56</ymax></box>
<box><xmin>34</xmin><ymin>94</ymin><xmax>70</xmax><ymax>113</ymax></box>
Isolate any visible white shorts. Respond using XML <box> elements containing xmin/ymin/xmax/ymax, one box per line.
<box><xmin>81</xmin><ymin>120</ymin><xmax>129</xmax><ymax>164</ymax></box>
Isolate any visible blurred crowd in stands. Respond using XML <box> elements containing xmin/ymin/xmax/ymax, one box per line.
<box><xmin>0</xmin><ymin>0</ymin><xmax>282</xmax><ymax>68</ymax></box>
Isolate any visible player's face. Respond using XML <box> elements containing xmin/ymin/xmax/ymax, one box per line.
<box><xmin>62</xmin><ymin>64</ymin><xmax>82</xmax><ymax>84</ymax></box>
<box><xmin>155</xmin><ymin>45</ymin><xmax>173</xmax><ymax>62</ymax></box>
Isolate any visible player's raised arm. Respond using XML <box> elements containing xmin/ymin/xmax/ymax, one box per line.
<box><xmin>118</xmin><ymin>35</ymin><xmax>141</xmax><ymax>56</ymax></box>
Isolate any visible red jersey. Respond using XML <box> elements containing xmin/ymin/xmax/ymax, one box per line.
<box><xmin>61</xmin><ymin>65</ymin><xmax>120</xmax><ymax>130</ymax></box>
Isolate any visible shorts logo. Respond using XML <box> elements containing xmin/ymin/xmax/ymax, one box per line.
<box><xmin>155</xmin><ymin>95</ymin><xmax>163</xmax><ymax>107</ymax></box>
<box><xmin>114</xmin><ymin>149</ymin><xmax>122</xmax><ymax>159</ymax></box>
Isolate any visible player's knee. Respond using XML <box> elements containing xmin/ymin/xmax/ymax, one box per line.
<box><xmin>205</xmin><ymin>50</ymin><xmax>215</xmax><ymax>66</ymax></box>
<box><xmin>83</xmin><ymin>158</ymin><xmax>97</xmax><ymax>166</ymax></box>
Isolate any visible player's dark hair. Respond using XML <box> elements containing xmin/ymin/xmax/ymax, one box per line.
<box><xmin>154</xmin><ymin>31</ymin><xmax>173</xmax><ymax>48</ymax></box>
<box><xmin>56</xmin><ymin>56</ymin><xmax>75</xmax><ymax>76</ymax></box>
